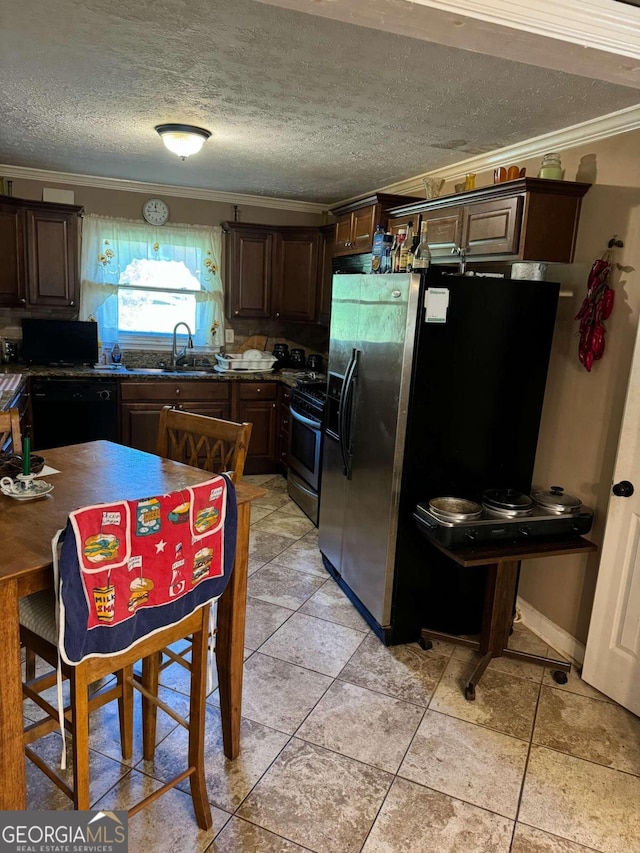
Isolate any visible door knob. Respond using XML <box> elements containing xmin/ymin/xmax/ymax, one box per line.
<box><xmin>613</xmin><ymin>480</ymin><xmax>634</xmax><ymax>497</ymax></box>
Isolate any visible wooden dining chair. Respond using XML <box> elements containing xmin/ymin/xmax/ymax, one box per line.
<box><xmin>19</xmin><ymin>476</ymin><xmax>237</xmax><ymax>826</ymax></box>
<box><xmin>1</xmin><ymin>408</ymin><xmax>35</xmax><ymax>679</ymax></box>
<box><xmin>155</xmin><ymin>406</ymin><xmax>252</xmax><ymax>482</ymax></box>
<box><xmin>143</xmin><ymin>408</ymin><xmax>252</xmax><ymax>752</ymax></box>
<box><xmin>0</xmin><ymin>407</ymin><xmax>23</xmax><ymax>454</ymax></box>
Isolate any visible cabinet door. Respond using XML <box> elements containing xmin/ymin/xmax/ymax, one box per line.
<box><xmin>316</xmin><ymin>224</ymin><xmax>334</xmax><ymax>325</ymax></box>
<box><xmin>422</xmin><ymin>208</ymin><xmax>463</xmax><ymax>258</ymax></box>
<box><xmin>462</xmin><ymin>197</ymin><xmax>522</xmax><ymax>257</ymax></box>
<box><xmin>121</xmin><ymin>403</ymin><xmax>165</xmax><ymax>455</ymax></box>
<box><xmin>273</xmin><ymin>228</ymin><xmax>320</xmax><ymax>323</ymax></box>
<box><xmin>334</xmin><ymin>214</ymin><xmax>353</xmax><ymax>255</ymax></box>
<box><xmin>25</xmin><ymin>207</ymin><xmax>79</xmax><ymax>307</ymax></box>
<box><xmin>236</xmin><ymin>398</ymin><xmax>277</xmax><ymax>474</ymax></box>
<box><xmin>273</xmin><ymin>230</ymin><xmax>319</xmax><ymax>323</ymax></box>
<box><xmin>351</xmin><ymin>205</ymin><xmax>377</xmax><ymax>252</ymax></box>
<box><xmin>226</xmin><ymin>228</ymin><xmax>273</xmax><ymax>319</ymax></box>
<box><xmin>234</xmin><ymin>382</ymin><xmax>277</xmax><ymax>473</ymax></box>
<box><xmin>0</xmin><ymin>202</ymin><xmax>25</xmax><ymax>307</ymax></box>
<box><xmin>121</xmin><ymin>400</ymin><xmax>231</xmax><ymax>455</ymax></box>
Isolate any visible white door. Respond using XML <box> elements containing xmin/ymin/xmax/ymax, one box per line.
<box><xmin>582</xmin><ymin>323</ymin><xmax>640</xmax><ymax>715</ymax></box>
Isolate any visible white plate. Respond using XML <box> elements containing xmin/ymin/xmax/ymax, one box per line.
<box><xmin>1</xmin><ymin>480</ymin><xmax>54</xmax><ymax>501</ymax></box>
<box><xmin>243</xmin><ymin>348</ymin><xmax>266</xmax><ymax>359</ymax></box>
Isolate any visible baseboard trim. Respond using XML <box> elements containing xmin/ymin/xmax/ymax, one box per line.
<box><xmin>516</xmin><ymin>596</ymin><xmax>586</xmax><ymax>666</ymax></box>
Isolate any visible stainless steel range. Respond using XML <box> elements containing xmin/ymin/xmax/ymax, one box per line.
<box><xmin>414</xmin><ymin>487</ymin><xmax>594</xmax><ymax>549</ymax></box>
<box><xmin>287</xmin><ymin>376</ymin><xmax>327</xmax><ymax>525</ymax></box>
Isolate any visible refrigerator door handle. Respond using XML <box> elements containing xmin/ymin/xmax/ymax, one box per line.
<box><xmin>338</xmin><ymin>351</ymin><xmax>355</xmax><ymax>477</ymax></box>
<box><xmin>340</xmin><ymin>348</ymin><xmax>359</xmax><ymax>479</ymax></box>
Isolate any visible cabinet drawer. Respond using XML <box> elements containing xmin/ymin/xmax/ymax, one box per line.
<box><xmin>120</xmin><ymin>380</ymin><xmax>230</xmax><ymax>402</ymax></box>
<box><xmin>237</xmin><ymin>382</ymin><xmax>277</xmax><ymax>401</ymax></box>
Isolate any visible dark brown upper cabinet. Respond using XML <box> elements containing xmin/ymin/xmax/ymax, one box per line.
<box><xmin>388</xmin><ymin>178</ymin><xmax>590</xmax><ymax>265</ymax></box>
<box><xmin>330</xmin><ymin>193</ymin><xmax>422</xmax><ymax>256</ymax></box>
<box><xmin>223</xmin><ymin>222</ymin><xmax>320</xmax><ymax>323</ymax></box>
<box><xmin>0</xmin><ymin>195</ymin><xmax>83</xmax><ymax>309</ymax></box>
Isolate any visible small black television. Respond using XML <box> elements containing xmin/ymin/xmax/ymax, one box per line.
<box><xmin>21</xmin><ymin>319</ymin><xmax>99</xmax><ymax>366</ymax></box>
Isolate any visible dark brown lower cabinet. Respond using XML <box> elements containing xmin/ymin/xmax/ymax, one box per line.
<box><xmin>120</xmin><ymin>381</ymin><xmax>231</xmax><ymax>456</ymax></box>
<box><xmin>120</xmin><ymin>379</ymin><xmax>280</xmax><ymax>474</ymax></box>
<box><xmin>233</xmin><ymin>382</ymin><xmax>278</xmax><ymax>474</ymax></box>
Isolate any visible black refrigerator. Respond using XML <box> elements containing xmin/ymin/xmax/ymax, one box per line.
<box><xmin>318</xmin><ymin>269</ymin><xmax>559</xmax><ymax>644</ymax></box>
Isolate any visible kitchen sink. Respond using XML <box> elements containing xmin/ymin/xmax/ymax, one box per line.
<box><xmin>126</xmin><ymin>367</ymin><xmax>214</xmax><ymax>376</ymax></box>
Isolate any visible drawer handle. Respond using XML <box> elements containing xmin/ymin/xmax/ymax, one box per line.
<box><xmin>256</xmin><ymin>388</ymin><xmax>261</xmax><ymax>393</ymax></box>
<box><xmin>175</xmin><ymin>388</ymin><xmax>180</xmax><ymax>395</ymax></box>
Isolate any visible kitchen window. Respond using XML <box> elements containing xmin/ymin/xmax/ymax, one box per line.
<box><xmin>79</xmin><ymin>215</ymin><xmax>224</xmax><ymax>349</ymax></box>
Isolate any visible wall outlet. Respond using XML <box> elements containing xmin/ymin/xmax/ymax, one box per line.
<box><xmin>225</xmin><ymin>328</ymin><xmax>235</xmax><ymax>343</ymax></box>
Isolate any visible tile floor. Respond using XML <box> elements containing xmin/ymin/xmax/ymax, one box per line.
<box><xmin>24</xmin><ymin>474</ymin><xmax>640</xmax><ymax>852</ymax></box>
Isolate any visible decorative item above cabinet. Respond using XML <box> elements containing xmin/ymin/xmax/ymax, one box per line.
<box><xmin>0</xmin><ymin>195</ymin><xmax>84</xmax><ymax>310</ymax></box>
<box><xmin>387</xmin><ymin>178</ymin><xmax>590</xmax><ymax>265</ymax></box>
<box><xmin>222</xmin><ymin>222</ymin><xmax>320</xmax><ymax>323</ymax></box>
<box><xmin>330</xmin><ymin>193</ymin><xmax>422</xmax><ymax>256</ymax></box>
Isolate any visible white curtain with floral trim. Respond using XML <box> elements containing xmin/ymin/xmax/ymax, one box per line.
<box><xmin>80</xmin><ymin>215</ymin><xmax>224</xmax><ymax>347</ymax></box>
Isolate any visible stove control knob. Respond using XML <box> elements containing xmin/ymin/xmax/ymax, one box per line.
<box><xmin>465</xmin><ymin>530</ymin><xmax>478</xmax><ymax>541</ymax></box>
<box><xmin>518</xmin><ymin>526</ymin><xmax>530</xmax><ymax>536</ymax></box>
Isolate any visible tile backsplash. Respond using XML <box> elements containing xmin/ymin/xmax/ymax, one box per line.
<box><xmin>0</xmin><ymin>316</ymin><xmax>330</xmax><ymax>366</ymax></box>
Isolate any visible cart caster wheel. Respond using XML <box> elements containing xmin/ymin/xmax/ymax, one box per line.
<box><xmin>418</xmin><ymin>638</ymin><xmax>433</xmax><ymax>651</ymax></box>
<box><xmin>553</xmin><ymin>671</ymin><xmax>569</xmax><ymax>685</ymax></box>
<box><xmin>465</xmin><ymin>684</ymin><xmax>476</xmax><ymax>701</ymax></box>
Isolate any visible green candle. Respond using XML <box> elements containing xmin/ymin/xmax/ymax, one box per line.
<box><xmin>22</xmin><ymin>436</ymin><xmax>30</xmax><ymax>476</ymax></box>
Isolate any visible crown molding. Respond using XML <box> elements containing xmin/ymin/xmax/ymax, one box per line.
<box><xmin>374</xmin><ymin>103</ymin><xmax>640</xmax><ymax>198</ymax></box>
<box><xmin>401</xmin><ymin>0</ymin><xmax>640</xmax><ymax>60</ymax></box>
<box><xmin>0</xmin><ymin>164</ymin><xmax>328</xmax><ymax>214</ymax></box>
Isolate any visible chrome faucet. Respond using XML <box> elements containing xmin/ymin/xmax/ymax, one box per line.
<box><xmin>171</xmin><ymin>322</ymin><xmax>194</xmax><ymax>367</ymax></box>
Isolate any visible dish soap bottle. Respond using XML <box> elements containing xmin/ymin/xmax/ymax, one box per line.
<box><xmin>111</xmin><ymin>343</ymin><xmax>122</xmax><ymax>364</ymax></box>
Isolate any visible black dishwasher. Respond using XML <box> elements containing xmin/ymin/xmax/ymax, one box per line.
<box><xmin>31</xmin><ymin>377</ymin><xmax>119</xmax><ymax>450</ymax></box>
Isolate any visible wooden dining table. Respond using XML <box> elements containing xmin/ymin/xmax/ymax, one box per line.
<box><xmin>0</xmin><ymin>440</ymin><xmax>264</xmax><ymax>810</ymax></box>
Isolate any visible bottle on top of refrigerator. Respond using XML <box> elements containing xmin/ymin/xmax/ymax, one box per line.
<box><xmin>406</xmin><ymin>232</ymin><xmax>420</xmax><ymax>272</ymax></box>
<box><xmin>391</xmin><ymin>228</ymin><xmax>407</xmax><ymax>273</ymax></box>
<box><xmin>412</xmin><ymin>222</ymin><xmax>431</xmax><ymax>270</ymax></box>
<box><xmin>380</xmin><ymin>232</ymin><xmax>393</xmax><ymax>274</ymax></box>
<box><xmin>398</xmin><ymin>221</ymin><xmax>414</xmax><ymax>272</ymax></box>
<box><xmin>370</xmin><ymin>225</ymin><xmax>386</xmax><ymax>273</ymax></box>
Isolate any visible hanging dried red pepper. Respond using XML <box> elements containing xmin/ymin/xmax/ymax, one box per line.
<box><xmin>575</xmin><ymin>237</ymin><xmax>621</xmax><ymax>372</ymax></box>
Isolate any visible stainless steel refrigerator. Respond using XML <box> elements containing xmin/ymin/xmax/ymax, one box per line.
<box><xmin>318</xmin><ymin>270</ymin><xmax>559</xmax><ymax>644</ymax></box>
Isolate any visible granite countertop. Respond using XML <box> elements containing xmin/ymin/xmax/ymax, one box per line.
<box><xmin>0</xmin><ymin>365</ymin><xmax>304</xmax><ymax>410</ymax></box>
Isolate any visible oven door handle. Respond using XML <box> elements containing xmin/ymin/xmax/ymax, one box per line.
<box><xmin>339</xmin><ymin>348</ymin><xmax>359</xmax><ymax>480</ymax></box>
<box><xmin>290</xmin><ymin>406</ymin><xmax>321</xmax><ymax>430</ymax></box>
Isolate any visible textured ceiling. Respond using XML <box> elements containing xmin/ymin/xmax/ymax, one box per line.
<box><xmin>1</xmin><ymin>0</ymin><xmax>640</xmax><ymax>204</ymax></box>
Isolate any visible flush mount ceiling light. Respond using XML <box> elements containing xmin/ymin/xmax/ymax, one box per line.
<box><xmin>155</xmin><ymin>123</ymin><xmax>211</xmax><ymax>160</ymax></box>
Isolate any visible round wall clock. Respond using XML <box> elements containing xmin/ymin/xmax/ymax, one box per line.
<box><xmin>142</xmin><ymin>198</ymin><xmax>169</xmax><ymax>226</ymax></box>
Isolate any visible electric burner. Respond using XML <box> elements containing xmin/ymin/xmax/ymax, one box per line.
<box><xmin>414</xmin><ymin>497</ymin><xmax>594</xmax><ymax>549</ymax></box>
